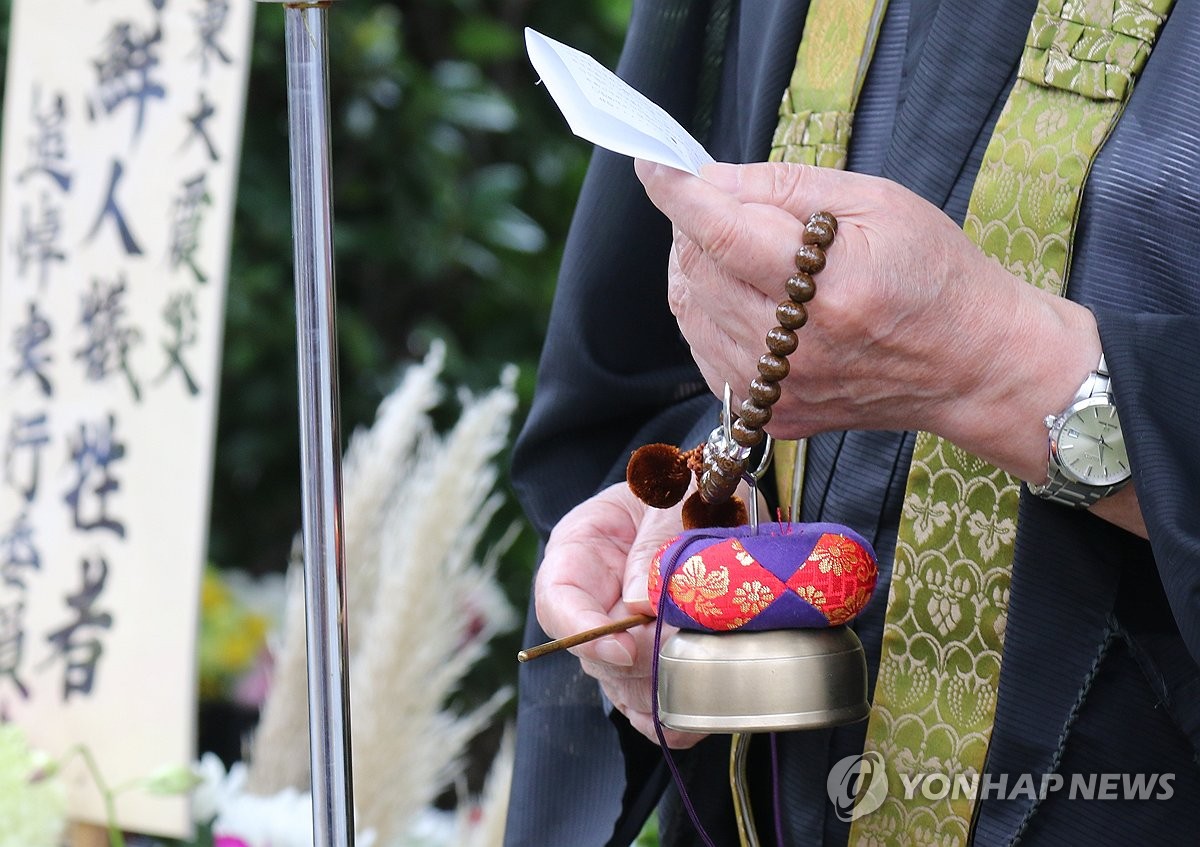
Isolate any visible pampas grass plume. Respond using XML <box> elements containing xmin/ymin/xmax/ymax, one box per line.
<box><xmin>245</xmin><ymin>343</ymin><xmax>517</xmax><ymax>845</ymax></box>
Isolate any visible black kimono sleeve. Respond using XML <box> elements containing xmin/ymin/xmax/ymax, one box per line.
<box><xmin>504</xmin><ymin>4</ymin><xmax>727</xmax><ymax>845</ymax></box>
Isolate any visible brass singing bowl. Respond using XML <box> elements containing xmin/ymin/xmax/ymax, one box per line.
<box><xmin>657</xmin><ymin>626</ymin><xmax>870</xmax><ymax>733</ymax></box>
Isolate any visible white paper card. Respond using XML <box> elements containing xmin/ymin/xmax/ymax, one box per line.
<box><xmin>525</xmin><ymin>27</ymin><xmax>714</xmax><ymax>176</ymax></box>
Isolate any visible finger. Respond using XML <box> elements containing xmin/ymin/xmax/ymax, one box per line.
<box><xmin>582</xmin><ymin>616</ymin><xmax>665</xmax><ymax>680</ymax></box>
<box><xmin>638</xmin><ymin>160</ymin><xmax>805</xmax><ymax>286</ymax></box>
<box><xmin>601</xmin><ymin>673</ymin><xmax>703</xmax><ymax>749</ymax></box>
<box><xmin>671</xmin><ymin>238</ymin><xmax>783</xmax><ymax>382</ymax></box>
<box><xmin>669</xmin><ymin>278</ymin><xmax>757</xmax><ymax>400</ymax></box>
<box><xmin>664</xmin><ymin>241</ymin><xmax>688</xmax><ymax>320</ymax></box>
<box><xmin>671</xmin><ymin>233</ymin><xmax>778</xmax><ymax>338</ymax></box>
<box><xmin>535</xmin><ymin>550</ymin><xmax>634</xmax><ymax>669</ymax></box>
<box><xmin>621</xmin><ymin>489</ymin><xmax>690</xmax><ymax>604</ymax></box>
<box><xmin>536</xmin><ymin>545</ymin><xmax>648</xmax><ymax>670</ymax></box>
<box><xmin>534</xmin><ymin>485</ymin><xmax>643</xmax><ymax>628</ymax></box>
<box><xmin>622</xmin><ymin>549</ymin><xmax>657</xmax><ymax>612</ymax></box>
<box><xmin>538</xmin><ymin>589</ymin><xmax>639</xmax><ymax>663</ymax></box>
<box><xmin>536</xmin><ymin>483</ymin><xmax>668</xmax><ymax>668</ymax></box>
<box><xmin>624</xmin><ymin>707</ymin><xmax>706</xmax><ymax>750</ymax></box>
<box><xmin>700</xmin><ymin>160</ymin><xmax>874</xmax><ymax>220</ymax></box>
<box><xmin>667</xmin><ymin>259</ymin><xmax>744</xmax><ymax>363</ymax></box>
<box><xmin>575</xmin><ymin>635</ymin><xmax>641</xmax><ymax>678</ymax></box>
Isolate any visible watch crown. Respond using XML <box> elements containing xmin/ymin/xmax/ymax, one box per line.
<box><xmin>1043</xmin><ymin>414</ymin><xmax>1057</xmax><ymax>429</ymax></box>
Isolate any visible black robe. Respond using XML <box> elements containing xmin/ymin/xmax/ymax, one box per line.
<box><xmin>507</xmin><ymin>1</ymin><xmax>1200</xmax><ymax>844</ymax></box>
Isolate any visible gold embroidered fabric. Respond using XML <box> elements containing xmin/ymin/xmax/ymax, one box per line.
<box><xmin>852</xmin><ymin>0</ymin><xmax>1173</xmax><ymax>842</ymax></box>
<box><xmin>1022</xmin><ymin>0</ymin><xmax>1172</xmax><ymax>100</ymax></box>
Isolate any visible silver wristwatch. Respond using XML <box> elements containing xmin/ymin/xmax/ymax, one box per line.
<box><xmin>1028</xmin><ymin>354</ymin><xmax>1131</xmax><ymax>508</ymax></box>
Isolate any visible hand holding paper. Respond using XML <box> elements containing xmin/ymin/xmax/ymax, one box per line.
<box><xmin>525</xmin><ymin>27</ymin><xmax>715</xmax><ymax>176</ymax></box>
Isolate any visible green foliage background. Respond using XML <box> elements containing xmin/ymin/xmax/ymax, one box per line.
<box><xmin>220</xmin><ymin>0</ymin><xmax>629</xmax><ymax>585</ymax></box>
<box><xmin>217</xmin><ymin>0</ymin><xmax>632</xmax><ymax>752</ymax></box>
<box><xmin>0</xmin><ymin>0</ymin><xmax>630</xmax><ymax>775</ymax></box>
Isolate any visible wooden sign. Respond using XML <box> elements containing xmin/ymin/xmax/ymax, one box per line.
<box><xmin>0</xmin><ymin>0</ymin><xmax>254</xmax><ymax>835</ymax></box>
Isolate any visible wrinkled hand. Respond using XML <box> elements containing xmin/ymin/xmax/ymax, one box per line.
<box><xmin>634</xmin><ymin>159</ymin><xmax>1101</xmax><ymax>481</ymax></box>
<box><xmin>534</xmin><ymin>481</ymin><xmax>703</xmax><ymax>748</ymax></box>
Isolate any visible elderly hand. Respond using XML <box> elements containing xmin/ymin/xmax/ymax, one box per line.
<box><xmin>634</xmin><ymin>159</ymin><xmax>1102</xmax><ymax>488</ymax></box>
<box><xmin>534</xmin><ymin>480</ymin><xmax>704</xmax><ymax>748</ymax></box>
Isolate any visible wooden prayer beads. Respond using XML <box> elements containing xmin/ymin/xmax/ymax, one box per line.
<box><xmin>624</xmin><ymin>210</ymin><xmax>838</xmax><ymax>528</ymax></box>
<box><xmin>696</xmin><ymin>211</ymin><xmax>837</xmax><ymax>505</ymax></box>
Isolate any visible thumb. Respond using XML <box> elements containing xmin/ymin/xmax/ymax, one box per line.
<box><xmin>622</xmin><ymin>508</ymin><xmax>684</xmax><ymax>611</ymax></box>
<box><xmin>622</xmin><ymin>535</ymin><xmax>658</xmax><ymax>612</ymax></box>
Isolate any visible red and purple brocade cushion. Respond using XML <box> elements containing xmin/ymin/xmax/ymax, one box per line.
<box><xmin>647</xmin><ymin>522</ymin><xmax>878</xmax><ymax>632</ymax></box>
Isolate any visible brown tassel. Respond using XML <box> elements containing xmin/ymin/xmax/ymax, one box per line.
<box><xmin>681</xmin><ymin>491</ymin><xmax>748</xmax><ymax>530</ymax></box>
<box><xmin>626</xmin><ymin>443</ymin><xmax>691</xmax><ymax>508</ymax></box>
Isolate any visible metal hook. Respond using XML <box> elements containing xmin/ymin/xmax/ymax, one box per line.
<box><xmin>743</xmin><ymin>434</ymin><xmax>773</xmax><ymax>534</ymax></box>
<box><xmin>750</xmin><ymin>435</ymin><xmax>775</xmax><ymax>481</ymax></box>
<box><xmin>722</xmin><ymin>382</ymin><xmax>734</xmax><ymax>443</ymax></box>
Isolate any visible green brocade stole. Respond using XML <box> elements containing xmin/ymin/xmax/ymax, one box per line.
<box><xmin>766</xmin><ymin>0</ymin><xmax>1174</xmax><ymax>843</ymax></box>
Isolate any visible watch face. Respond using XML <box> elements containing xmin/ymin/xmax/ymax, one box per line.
<box><xmin>1052</xmin><ymin>397</ymin><xmax>1130</xmax><ymax>486</ymax></box>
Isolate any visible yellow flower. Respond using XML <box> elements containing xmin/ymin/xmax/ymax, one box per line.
<box><xmin>199</xmin><ymin>566</ymin><xmax>272</xmax><ymax>700</ymax></box>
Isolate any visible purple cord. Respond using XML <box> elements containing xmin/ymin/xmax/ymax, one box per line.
<box><xmin>650</xmin><ymin>533</ymin><xmax>722</xmax><ymax>847</ymax></box>
<box><xmin>771</xmin><ymin>733</ymin><xmax>785</xmax><ymax>846</ymax></box>
<box><xmin>650</xmin><ymin>528</ymin><xmax>796</xmax><ymax>846</ymax></box>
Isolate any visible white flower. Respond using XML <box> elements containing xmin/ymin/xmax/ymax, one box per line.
<box><xmin>196</xmin><ymin>755</ymin><xmax>376</xmax><ymax>847</ymax></box>
<box><xmin>0</xmin><ymin>724</ymin><xmax>66</xmax><ymax>847</ymax></box>
<box><xmin>214</xmin><ymin>786</ymin><xmax>314</xmax><ymax>847</ymax></box>
<box><xmin>192</xmin><ymin>752</ymin><xmax>247</xmax><ymax>824</ymax></box>
<box><xmin>402</xmin><ymin>807</ymin><xmax>459</xmax><ymax>845</ymax></box>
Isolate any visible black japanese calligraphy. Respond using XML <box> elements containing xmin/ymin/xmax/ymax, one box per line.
<box><xmin>0</xmin><ymin>512</ymin><xmax>40</xmax><ymax>591</ymax></box>
<box><xmin>43</xmin><ymin>556</ymin><xmax>113</xmax><ymax>701</ymax></box>
<box><xmin>89</xmin><ymin>19</ymin><xmax>166</xmax><ymax>141</ymax></box>
<box><xmin>75</xmin><ymin>276</ymin><xmax>143</xmax><ymax>402</ymax></box>
<box><xmin>182</xmin><ymin>91</ymin><xmax>220</xmax><ymax>162</ymax></box>
<box><xmin>4</xmin><ymin>413</ymin><xmax>50</xmax><ymax>503</ymax></box>
<box><xmin>84</xmin><ymin>160</ymin><xmax>144</xmax><ymax>256</ymax></box>
<box><xmin>11</xmin><ymin>302</ymin><xmax>54</xmax><ymax>397</ymax></box>
<box><xmin>155</xmin><ymin>290</ymin><xmax>200</xmax><ymax>395</ymax></box>
<box><xmin>18</xmin><ymin>85</ymin><xmax>71</xmax><ymax>192</ymax></box>
<box><xmin>64</xmin><ymin>414</ymin><xmax>127</xmax><ymax>538</ymax></box>
<box><xmin>14</xmin><ymin>192</ymin><xmax>67</xmax><ymax>285</ymax></box>
<box><xmin>0</xmin><ymin>601</ymin><xmax>30</xmax><ymax>704</ymax></box>
<box><xmin>191</xmin><ymin>0</ymin><xmax>232</xmax><ymax>76</ymax></box>
<box><xmin>0</xmin><ymin>0</ymin><xmax>250</xmax><ymax>726</ymax></box>
<box><xmin>168</xmin><ymin>173</ymin><xmax>211</xmax><ymax>283</ymax></box>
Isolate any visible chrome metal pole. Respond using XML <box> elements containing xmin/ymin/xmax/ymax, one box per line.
<box><xmin>258</xmin><ymin>2</ymin><xmax>355</xmax><ymax>845</ymax></box>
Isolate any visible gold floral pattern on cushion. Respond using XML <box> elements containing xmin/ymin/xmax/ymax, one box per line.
<box><xmin>787</xmin><ymin>532</ymin><xmax>879</xmax><ymax>625</ymax></box>
<box><xmin>663</xmin><ymin>543</ymin><xmax>786</xmax><ymax>631</ymax></box>
<box><xmin>792</xmin><ymin>584</ymin><xmax>827</xmax><ymax>607</ymax></box>
<box><xmin>649</xmin><ymin>529</ymin><xmax>878</xmax><ymax>631</ymax></box>
<box><xmin>734</xmin><ymin>580</ymin><xmax>777</xmax><ymax>615</ymax></box>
